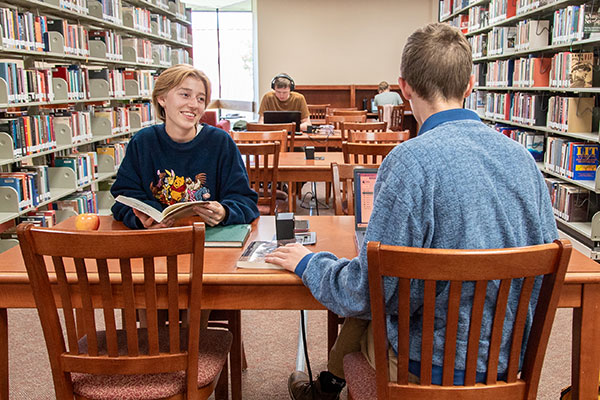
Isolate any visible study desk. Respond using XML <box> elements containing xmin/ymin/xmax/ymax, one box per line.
<box><xmin>1</xmin><ymin>216</ymin><xmax>599</xmax><ymax>399</ymax></box>
<box><xmin>294</xmin><ymin>133</ymin><xmax>343</xmax><ymax>150</ymax></box>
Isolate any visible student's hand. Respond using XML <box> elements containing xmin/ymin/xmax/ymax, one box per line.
<box><xmin>193</xmin><ymin>201</ymin><xmax>226</xmax><ymax>226</ymax></box>
<box><xmin>133</xmin><ymin>209</ymin><xmax>174</xmax><ymax>229</ymax></box>
<box><xmin>265</xmin><ymin>243</ymin><xmax>312</xmax><ymax>272</ymax></box>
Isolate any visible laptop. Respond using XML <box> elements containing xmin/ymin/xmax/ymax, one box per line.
<box><xmin>353</xmin><ymin>168</ymin><xmax>378</xmax><ymax>249</ymax></box>
<box><xmin>263</xmin><ymin>110</ymin><xmax>302</xmax><ymax>133</ymax></box>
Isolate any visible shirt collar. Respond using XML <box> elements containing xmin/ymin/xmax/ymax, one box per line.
<box><xmin>418</xmin><ymin>108</ymin><xmax>481</xmax><ymax>136</ymax></box>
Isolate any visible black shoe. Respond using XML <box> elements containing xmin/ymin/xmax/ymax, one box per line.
<box><xmin>288</xmin><ymin>371</ymin><xmax>341</xmax><ymax>400</ymax></box>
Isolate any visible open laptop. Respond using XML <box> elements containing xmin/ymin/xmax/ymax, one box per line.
<box><xmin>353</xmin><ymin>168</ymin><xmax>378</xmax><ymax>249</ymax></box>
<box><xmin>263</xmin><ymin>110</ymin><xmax>302</xmax><ymax>133</ymax></box>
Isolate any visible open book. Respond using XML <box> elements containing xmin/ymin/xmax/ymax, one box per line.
<box><xmin>236</xmin><ymin>240</ymin><xmax>282</xmax><ymax>269</ymax></box>
<box><xmin>115</xmin><ymin>195</ymin><xmax>208</xmax><ymax>223</ymax></box>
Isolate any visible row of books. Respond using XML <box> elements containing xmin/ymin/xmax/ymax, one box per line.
<box><xmin>53</xmin><ymin>190</ymin><xmax>98</xmax><ymax>214</ymax></box>
<box><xmin>510</xmin><ymin>92</ymin><xmax>547</xmax><ymax>126</ymax></box>
<box><xmin>153</xmin><ymin>43</ymin><xmax>172</xmax><ymax>67</ymax></box>
<box><xmin>550</xmin><ymin>52</ymin><xmax>594</xmax><ymax>88</ymax></box>
<box><xmin>547</xmin><ymin>96</ymin><xmax>594</xmax><ymax>133</ymax></box>
<box><xmin>90</xmin><ymin>30</ymin><xmax>123</xmax><ymax>61</ymax></box>
<box><xmin>18</xmin><ymin>209</ymin><xmax>58</xmax><ymax>227</ymax></box>
<box><xmin>97</xmin><ymin>0</ymin><xmax>123</xmax><ymax>24</ymax></box>
<box><xmin>439</xmin><ymin>0</ymin><xmax>477</xmax><ymax>19</ymax></box>
<box><xmin>514</xmin><ymin>20</ymin><xmax>549</xmax><ymax>51</ymax></box>
<box><xmin>489</xmin><ymin>0</ymin><xmax>517</xmax><ymax>24</ymax></box>
<box><xmin>54</xmin><ymin>152</ymin><xmax>100</xmax><ymax>187</ymax></box>
<box><xmin>487</xmin><ymin>26</ymin><xmax>516</xmax><ymax>56</ymax></box>
<box><xmin>551</xmin><ymin>4</ymin><xmax>600</xmax><ymax>45</ymax></box>
<box><xmin>0</xmin><ymin>64</ymin><xmax>54</xmax><ymax>103</ymax></box>
<box><xmin>97</xmin><ymin>141</ymin><xmax>128</xmax><ymax>167</ymax></box>
<box><xmin>95</xmin><ymin>106</ymin><xmax>131</xmax><ymax>135</ymax></box>
<box><xmin>171</xmin><ymin>48</ymin><xmax>191</xmax><ymax>65</ymax></box>
<box><xmin>545</xmin><ymin>137</ymin><xmax>599</xmax><ymax>180</ymax></box>
<box><xmin>545</xmin><ymin>178</ymin><xmax>590</xmax><ymax>222</ymax></box>
<box><xmin>469</xmin><ymin>33</ymin><xmax>487</xmax><ymax>58</ymax></box>
<box><xmin>0</xmin><ymin>167</ymin><xmax>51</xmax><ymax>210</ymax></box>
<box><xmin>0</xmin><ymin>114</ymin><xmax>57</xmax><ymax>157</ymax></box>
<box><xmin>467</xmin><ymin>6</ymin><xmax>488</xmax><ymax>32</ymax></box>
<box><xmin>494</xmin><ymin>124</ymin><xmax>545</xmax><ymax>161</ymax></box>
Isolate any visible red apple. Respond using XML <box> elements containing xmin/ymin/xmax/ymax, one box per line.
<box><xmin>75</xmin><ymin>213</ymin><xmax>100</xmax><ymax>231</ymax></box>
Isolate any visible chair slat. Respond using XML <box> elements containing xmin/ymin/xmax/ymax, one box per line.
<box><xmin>97</xmin><ymin>259</ymin><xmax>118</xmax><ymax>357</ymax></box>
<box><xmin>397</xmin><ymin>278</ymin><xmax>411</xmax><ymax>385</ymax></box>
<box><xmin>420</xmin><ymin>280</ymin><xmax>436</xmax><ymax>385</ymax></box>
<box><xmin>52</xmin><ymin>256</ymin><xmax>79</xmax><ymax>354</ymax></box>
<box><xmin>167</xmin><ymin>255</ymin><xmax>180</xmax><ymax>353</ymax></box>
<box><xmin>74</xmin><ymin>258</ymin><xmax>98</xmax><ymax>356</ymax></box>
<box><xmin>486</xmin><ymin>279</ymin><xmax>512</xmax><ymax>384</ymax></box>
<box><xmin>442</xmin><ymin>280</ymin><xmax>462</xmax><ymax>386</ymax></box>
<box><xmin>120</xmin><ymin>258</ymin><xmax>139</xmax><ymax>356</ymax></box>
<box><xmin>143</xmin><ymin>257</ymin><xmax>160</xmax><ymax>356</ymax></box>
<box><xmin>506</xmin><ymin>276</ymin><xmax>536</xmax><ymax>382</ymax></box>
<box><xmin>464</xmin><ymin>280</ymin><xmax>487</xmax><ymax>385</ymax></box>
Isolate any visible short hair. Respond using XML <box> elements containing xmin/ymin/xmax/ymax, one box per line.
<box><xmin>401</xmin><ymin>23</ymin><xmax>472</xmax><ymax>102</ymax></box>
<box><xmin>152</xmin><ymin>64</ymin><xmax>212</xmax><ymax>122</ymax></box>
<box><xmin>378</xmin><ymin>81</ymin><xmax>389</xmax><ymax>93</ymax></box>
<box><xmin>273</xmin><ymin>75</ymin><xmax>293</xmax><ymax>89</ymax></box>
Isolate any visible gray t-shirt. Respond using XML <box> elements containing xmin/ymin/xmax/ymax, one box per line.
<box><xmin>374</xmin><ymin>91</ymin><xmax>403</xmax><ymax>107</ymax></box>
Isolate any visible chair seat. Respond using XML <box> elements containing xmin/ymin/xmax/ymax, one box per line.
<box><xmin>343</xmin><ymin>352</ymin><xmax>377</xmax><ymax>400</ymax></box>
<box><xmin>72</xmin><ymin>328</ymin><xmax>232</xmax><ymax>400</ymax></box>
<box><xmin>257</xmin><ymin>189</ymin><xmax>289</xmax><ymax>214</ymax></box>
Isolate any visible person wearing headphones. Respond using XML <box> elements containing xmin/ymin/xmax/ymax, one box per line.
<box><xmin>258</xmin><ymin>73</ymin><xmax>311</xmax><ymax>131</ymax></box>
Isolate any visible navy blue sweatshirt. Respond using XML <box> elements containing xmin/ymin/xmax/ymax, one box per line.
<box><xmin>111</xmin><ymin>123</ymin><xmax>259</xmax><ymax>229</ymax></box>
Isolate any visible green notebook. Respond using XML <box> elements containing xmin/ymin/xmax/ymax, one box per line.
<box><xmin>205</xmin><ymin>224</ymin><xmax>251</xmax><ymax>247</ymax></box>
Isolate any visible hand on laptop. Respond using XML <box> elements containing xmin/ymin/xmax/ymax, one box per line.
<box><xmin>265</xmin><ymin>243</ymin><xmax>312</xmax><ymax>272</ymax></box>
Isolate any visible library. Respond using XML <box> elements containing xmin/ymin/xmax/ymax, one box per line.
<box><xmin>0</xmin><ymin>0</ymin><xmax>599</xmax><ymax>399</ymax></box>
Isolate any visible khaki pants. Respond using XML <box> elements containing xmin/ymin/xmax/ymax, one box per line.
<box><xmin>328</xmin><ymin>318</ymin><xmax>419</xmax><ymax>383</ymax></box>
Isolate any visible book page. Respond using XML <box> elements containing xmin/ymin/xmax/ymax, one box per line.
<box><xmin>115</xmin><ymin>195</ymin><xmax>163</xmax><ymax>222</ymax></box>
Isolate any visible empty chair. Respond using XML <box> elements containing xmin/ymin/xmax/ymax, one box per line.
<box><xmin>340</xmin><ymin>121</ymin><xmax>387</xmax><ymax>141</ymax></box>
<box><xmin>308</xmin><ymin>104</ymin><xmax>330</xmax><ymax>122</ymax></box>
<box><xmin>17</xmin><ymin>222</ymin><xmax>232</xmax><ymax>400</ymax></box>
<box><xmin>342</xmin><ymin>141</ymin><xmax>397</xmax><ymax>164</ymax></box>
<box><xmin>231</xmin><ymin>130</ymin><xmax>288</xmax><ymax>153</ymax></box>
<box><xmin>327</xmin><ymin>107</ymin><xmax>358</xmax><ymax>116</ymax></box>
<box><xmin>246</xmin><ymin>122</ymin><xmax>296</xmax><ymax>152</ymax></box>
<box><xmin>344</xmin><ymin>239</ymin><xmax>571</xmax><ymax>400</ymax></box>
<box><xmin>378</xmin><ymin>104</ymin><xmax>405</xmax><ymax>131</ymax></box>
<box><xmin>326</xmin><ymin>115</ymin><xmax>367</xmax><ymax>130</ymax></box>
<box><xmin>237</xmin><ymin>142</ymin><xmax>283</xmax><ymax>215</ymax></box>
<box><xmin>348</xmin><ymin>130</ymin><xmax>409</xmax><ymax>143</ymax></box>
<box><xmin>332</xmin><ymin>110</ymin><xmax>368</xmax><ymax>117</ymax></box>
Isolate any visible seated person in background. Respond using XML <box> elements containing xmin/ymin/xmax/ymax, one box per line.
<box><xmin>374</xmin><ymin>80</ymin><xmax>403</xmax><ymax>107</ymax></box>
<box><xmin>265</xmin><ymin>23</ymin><xmax>558</xmax><ymax>400</ymax></box>
<box><xmin>258</xmin><ymin>73</ymin><xmax>311</xmax><ymax>131</ymax></box>
<box><xmin>111</xmin><ymin>64</ymin><xmax>259</xmax><ymax>230</ymax></box>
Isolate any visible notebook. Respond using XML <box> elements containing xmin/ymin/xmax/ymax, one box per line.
<box><xmin>353</xmin><ymin>168</ymin><xmax>378</xmax><ymax>249</ymax></box>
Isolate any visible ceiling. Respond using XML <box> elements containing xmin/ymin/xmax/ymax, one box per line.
<box><xmin>181</xmin><ymin>0</ymin><xmax>251</xmax><ymax>11</ymax></box>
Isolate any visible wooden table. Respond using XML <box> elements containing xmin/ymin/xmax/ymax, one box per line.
<box><xmin>1</xmin><ymin>216</ymin><xmax>599</xmax><ymax>399</ymax></box>
<box><xmin>278</xmin><ymin>152</ymin><xmax>344</xmax><ymax>211</ymax></box>
<box><xmin>294</xmin><ymin>133</ymin><xmax>342</xmax><ymax>150</ymax></box>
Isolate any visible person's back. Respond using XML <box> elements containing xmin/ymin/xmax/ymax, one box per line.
<box><xmin>374</xmin><ymin>80</ymin><xmax>403</xmax><ymax>107</ymax></box>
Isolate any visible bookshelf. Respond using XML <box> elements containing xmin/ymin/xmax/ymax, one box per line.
<box><xmin>440</xmin><ymin>0</ymin><xmax>600</xmax><ymax>258</ymax></box>
<box><xmin>0</xmin><ymin>0</ymin><xmax>192</xmax><ymax>236</ymax></box>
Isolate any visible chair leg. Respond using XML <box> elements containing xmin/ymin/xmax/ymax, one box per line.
<box><xmin>214</xmin><ymin>359</ymin><xmax>229</xmax><ymax>400</ymax></box>
<box><xmin>242</xmin><ymin>341</ymin><xmax>248</xmax><ymax>371</ymax></box>
<box><xmin>229</xmin><ymin>311</ymin><xmax>243</xmax><ymax>400</ymax></box>
<box><xmin>327</xmin><ymin>310</ymin><xmax>340</xmax><ymax>360</ymax></box>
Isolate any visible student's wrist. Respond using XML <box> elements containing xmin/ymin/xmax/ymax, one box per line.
<box><xmin>294</xmin><ymin>253</ymin><xmax>315</xmax><ymax>277</ymax></box>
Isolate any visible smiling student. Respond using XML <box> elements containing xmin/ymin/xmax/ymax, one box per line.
<box><xmin>111</xmin><ymin>64</ymin><xmax>259</xmax><ymax>229</ymax></box>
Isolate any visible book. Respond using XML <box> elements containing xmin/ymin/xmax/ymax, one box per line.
<box><xmin>115</xmin><ymin>195</ymin><xmax>208</xmax><ymax>223</ymax></box>
<box><xmin>236</xmin><ymin>240</ymin><xmax>282</xmax><ymax>269</ymax></box>
<box><xmin>205</xmin><ymin>224</ymin><xmax>251</xmax><ymax>248</ymax></box>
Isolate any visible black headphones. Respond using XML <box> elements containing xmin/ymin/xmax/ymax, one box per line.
<box><xmin>271</xmin><ymin>73</ymin><xmax>295</xmax><ymax>91</ymax></box>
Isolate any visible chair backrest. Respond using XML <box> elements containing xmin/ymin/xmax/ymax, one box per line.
<box><xmin>377</xmin><ymin>104</ymin><xmax>405</xmax><ymax>131</ymax></box>
<box><xmin>237</xmin><ymin>142</ymin><xmax>281</xmax><ymax>215</ymax></box>
<box><xmin>340</xmin><ymin>121</ymin><xmax>388</xmax><ymax>141</ymax></box>
<box><xmin>246</xmin><ymin>122</ymin><xmax>295</xmax><ymax>151</ymax></box>
<box><xmin>348</xmin><ymin>130</ymin><xmax>409</xmax><ymax>144</ymax></box>
<box><xmin>307</xmin><ymin>104</ymin><xmax>330</xmax><ymax>120</ymax></box>
<box><xmin>327</xmin><ymin>107</ymin><xmax>357</xmax><ymax>116</ymax></box>
<box><xmin>331</xmin><ymin>162</ymin><xmax>379</xmax><ymax>216</ymax></box>
<box><xmin>332</xmin><ymin>110</ymin><xmax>368</xmax><ymax>117</ymax></box>
<box><xmin>231</xmin><ymin>130</ymin><xmax>288</xmax><ymax>153</ymax></box>
<box><xmin>17</xmin><ymin>222</ymin><xmax>207</xmax><ymax>399</ymax></box>
<box><xmin>342</xmin><ymin>141</ymin><xmax>397</xmax><ymax>164</ymax></box>
<box><xmin>366</xmin><ymin>239</ymin><xmax>571</xmax><ymax>400</ymax></box>
<box><xmin>326</xmin><ymin>115</ymin><xmax>367</xmax><ymax>130</ymax></box>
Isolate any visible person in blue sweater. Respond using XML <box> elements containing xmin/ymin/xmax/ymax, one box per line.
<box><xmin>265</xmin><ymin>23</ymin><xmax>558</xmax><ymax>400</ymax></box>
<box><xmin>111</xmin><ymin>64</ymin><xmax>259</xmax><ymax>229</ymax></box>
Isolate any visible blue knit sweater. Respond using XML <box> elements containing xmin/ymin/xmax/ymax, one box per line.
<box><xmin>111</xmin><ymin>123</ymin><xmax>259</xmax><ymax>229</ymax></box>
<box><xmin>296</xmin><ymin>109</ymin><xmax>558</xmax><ymax>382</ymax></box>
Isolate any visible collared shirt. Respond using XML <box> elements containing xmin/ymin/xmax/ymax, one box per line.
<box><xmin>418</xmin><ymin>108</ymin><xmax>481</xmax><ymax>136</ymax></box>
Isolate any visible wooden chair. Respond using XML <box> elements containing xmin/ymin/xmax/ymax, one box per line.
<box><xmin>246</xmin><ymin>122</ymin><xmax>296</xmax><ymax>152</ymax></box>
<box><xmin>17</xmin><ymin>222</ymin><xmax>232</xmax><ymax>400</ymax></box>
<box><xmin>237</xmin><ymin>142</ymin><xmax>282</xmax><ymax>215</ymax></box>
<box><xmin>377</xmin><ymin>104</ymin><xmax>405</xmax><ymax>131</ymax></box>
<box><xmin>307</xmin><ymin>104</ymin><xmax>330</xmax><ymax>121</ymax></box>
<box><xmin>332</xmin><ymin>110</ymin><xmax>368</xmax><ymax>117</ymax></box>
<box><xmin>326</xmin><ymin>115</ymin><xmax>366</xmax><ymax>130</ymax></box>
<box><xmin>340</xmin><ymin>121</ymin><xmax>387</xmax><ymax>141</ymax></box>
<box><xmin>348</xmin><ymin>130</ymin><xmax>409</xmax><ymax>143</ymax></box>
<box><xmin>342</xmin><ymin>141</ymin><xmax>397</xmax><ymax>164</ymax></box>
<box><xmin>231</xmin><ymin>130</ymin><xmax>288</xmax><ymax>153</ymax></box>
<box><xmin>344</xmin><ymin>239</ymin><xmax>571</xmax><ymax>400</ymax></box>
<box><xmin>327</xmin><ymin>107</ymin><xmax>358</xmax><ymax>116</ymax></box>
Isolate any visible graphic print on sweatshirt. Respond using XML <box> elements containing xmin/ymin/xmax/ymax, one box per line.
<box><xmin>150</xmin><ymin>169</ymin><xmax>211</xmax><ymax>206</ymax></box>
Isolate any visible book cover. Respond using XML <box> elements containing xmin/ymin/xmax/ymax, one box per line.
<box><xmin>115</xmin><ymin>195</ymin><xmax>208</xmax><ymax>223</ymax></box>
<box><xmin>236</xmin><ymin>240</ymin><xmax>281</xmax><ymax>269</ymax></box>
<box><xmin>569</xmin><ymin>52</ymin><xmax>593</xmax><ymax>88</ymax></box>
<box><xmin>205</xmin><ymin>224</ymin><xmax>251</xmax><ymax>248</ymax></box>
<box><xmin>570</xmin><ymin>143</ymin><xmax>599</xmax><ymax>180</ymax></box>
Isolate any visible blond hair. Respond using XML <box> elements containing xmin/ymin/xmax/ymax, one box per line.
<box><xmin>152</xmin><ymin>64</ymin><xmax>212</xmax><ymax>122</ymax></box>
<box><xmin>401</xmin><ymin>23</ymin><xmax>472</xmax><ymax>102</ymax></box>
<box><xmin>378</xmin><ymin>81</ymin><xmax>389</xmax><ymax>93</ymax></box>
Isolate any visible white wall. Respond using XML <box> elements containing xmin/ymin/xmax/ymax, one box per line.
<box><xmin>255</xmin><ymin>0</ymin><xmax>439</xmax><ymax>100</ymax></box>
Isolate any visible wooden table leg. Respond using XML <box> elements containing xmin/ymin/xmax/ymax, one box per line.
<box><xmin>288</xmin><ymin>182</ymin><xmax>295</xmax><ymax>213</ymax></box>
<box><xmin>571</xmin><ymin>283</ymin><xmax>600</xmax><ymax>399</ymax></box>
<box><xmin>1</xmin><ymin>308</ymin><xmax>8</xmax><ymax>400</ymax></box>
<box><xmin>230</xmin><ymin>310</ymin><xmax>242</xmax><ymax>400</ymax></box>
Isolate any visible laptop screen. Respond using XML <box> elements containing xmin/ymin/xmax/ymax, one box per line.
<box><xmin>353</xmin><ymin>169</ymin><xmax>378</xmax><ymax>230</ymax></box>
<box><xmin>263</xmin><ymin>111</ymin><xmax>302</xmax><ymax>132</ymax></box>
